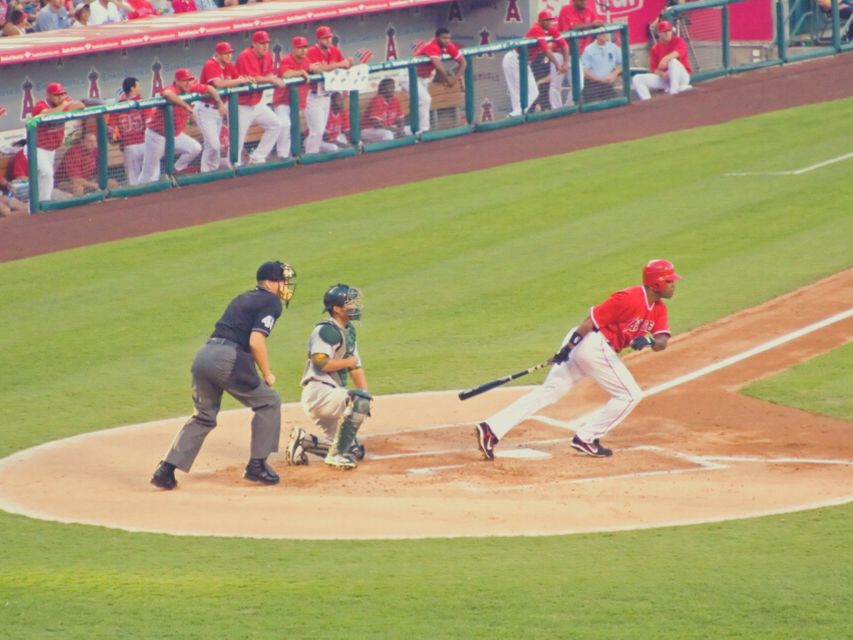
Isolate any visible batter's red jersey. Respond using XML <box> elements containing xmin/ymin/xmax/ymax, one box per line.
<box><xmin>236</xmin><ymin>48</ymin><xmax>274</xmax><ymax>105</ymax></box>
<box><xmin>590</xmin><ymin>285</ymin><xmax>671</xmax><ymax>353</ymax></box>
<box><xmin>272</xmin><ymin>55</ymin><xmax>310</xmax><ymax>107</ymax></box>
<box><xmin>414</xmin><ymin>38</ymin><xmax>463</xmax><ymax>78</ymax></box>
<box><xmin>649</xmin><ymin>36</ymin><xmax>692</xmax><ymax>74</ymax></box>
<box><xmin>524</xmin><ymin>24</ymin><xmax>567</xmax><ymax>62</ymax></box>
<box><xmin>557</xmin><ymin>4</ymin><xmax>600</xmax><ymax>53</ymax></box>
<box><xmin>32</xmin><ymin>100</ymin><xmax>70</xmax><ymax>151</ymax></box>
<box><xmin>146</xmin><ymin>83</ymin><xmax>207</xmax><ymax>136</ymax></box>
<box><xmin>362</xmin><ymin>94</ymin><xmax>403</xmax><ymax>128</ymax></box>
<box><xmin>306</xmin><ymin>43</ymin><xmax>345</xmax><ymax>91</ymax></box>
<box><xmin>325</xmin><ymin>107</ymin><xmax>350</xmax><ymax>140</ymax></box>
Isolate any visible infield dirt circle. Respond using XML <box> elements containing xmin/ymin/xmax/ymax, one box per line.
<box><xmin>0</xmin><ymin>271</ymin><xmax>851</xmax><ymax>539</ymax></box>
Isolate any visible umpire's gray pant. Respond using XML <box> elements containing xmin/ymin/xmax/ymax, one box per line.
<box><xmin>164</xmin><ymin>341</ymin><xmax>281</xmax><ymax>472</ymax></box>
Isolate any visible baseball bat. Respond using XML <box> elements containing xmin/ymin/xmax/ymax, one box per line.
<box><xmin>458</xmin><ymin>360</ymin><xmax>553</xmax><ymax>401</ymax></box>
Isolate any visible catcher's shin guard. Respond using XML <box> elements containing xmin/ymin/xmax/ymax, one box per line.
<box><xmin>328</xmin><ymin>390</ymin><xmax>371</xmax><ymax>457</ymax></box>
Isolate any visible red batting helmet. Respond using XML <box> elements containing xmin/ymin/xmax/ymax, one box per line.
<box><xmin>643</xmin><ymin>259</ymin><xmax>682</xmax><ymax>291</ymax></box>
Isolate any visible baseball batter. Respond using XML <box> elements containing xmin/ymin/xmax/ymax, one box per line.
<box><xmin>31</xmin><ymin>83</ymin><xmax>85</xmax><ymax>201</ymax></box>
<box><xmin>412</xmin><ymin>27</ymin><xmax>466</xmax><ymax>133</ymax></box>
<box><xmin>632</xmin><ymin>20</ymin><xmax>693</xmax><ymax>100</ymax></box>
<box><xmin>305</xmin><ymin>25</ymin><xmax>353</xmax><ymax>154</ymax></box>
<box><xmin>287</xmin><ymin>284</ymin><xmax>370</xmax><ymax>470</ymax></box>
<box><xmin>151</xmin><ymin>261</ymin><xmax>297</xmax><ymax>490</ymax></box>
<box><xmin>235</xmin><ymin>31</ymin><xmax>285</xmax><ymax>165</ymax></box>
<box><xmin>197</xmin><ymin>41</ymin><xmax>251</xmax><ymax>172</ymax></box>
<box><xmin>476</xmin><ymin>260</ymin><xmax>681</xmax><ymax>460</ymax></box>
<box><xmin>272</xmin><ymin>36</ymin><xmax>312</xmax><ymax>159</ymax></box>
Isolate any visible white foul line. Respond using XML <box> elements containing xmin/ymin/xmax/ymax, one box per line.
<box><xmin>724</xmin><ymin>151</ymin><xmax>853</xmax><ymax>176</ymax></box>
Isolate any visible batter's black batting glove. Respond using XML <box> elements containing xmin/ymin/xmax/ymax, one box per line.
<box><xmin>552</xmin><ymin>346</ymin><xmax>572</xmax><ymax>364</ymax></box>
<box><xmin>631</xmin><ymin>336</ymin><xmax>655</xmax><ymax>351</ymax></box>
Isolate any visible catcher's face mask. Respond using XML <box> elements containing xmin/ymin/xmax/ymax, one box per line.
<box><xmin>278</xmin><ymin>263</ymin><xmax>297</xmax><ymax>307</ymax></box>
<box><xmin>343</xmin><ymin>287</ymin><xmax>363</xmax><ymax>320</ymax></box>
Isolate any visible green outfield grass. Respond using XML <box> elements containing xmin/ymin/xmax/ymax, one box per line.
<box><xmin>0</xmin><ymin>96</ymin><xmax>852</xmax><ymax>638</ymax></box>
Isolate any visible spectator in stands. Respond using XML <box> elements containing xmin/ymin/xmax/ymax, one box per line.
<box><xmin>148</xmin><ymin>0</ymin><xmax>172</xmax><ymax>14</ymax></box>
<box><xmin>194</xmin><ymin>0</ymin><xmax>216</xmax><ymax>9</ymax></box>
<box><xmin>88</xmin><ymin>0</ymin><xmax>131</xmax><ymax>25</ymax></box>
<box><xmin>125</xmin><ymin>0</ymin><xmax>157</xmax><ymax>19</ymax></box>
<box><xmin>139</xmin><ymin>68</ymin><xmax>224</xmax><ymax>183</ymax></box>
<box><xmin>235</xmin><ymin>30</ymin><xmax>284</xmax><ymax>165</ymax></box>
<box><xmin>323</xmin><ymin>91</ymin><xmax>350</xmax><ymax>150</ymax></box>
<box><xmin>361</xmin><ymin>77</ymin><xmax>410</xmax><ymax>143</ymax></box>
<box><xmin>412</xmin><ymin>27</ymin><xmax>466</xmax><ymax>134</ymax></box>
<box><xmin>112</xmin><ymin>76</ymin><xmax>146</xmax><ymax>184</ymax></box>
<box><xmin>3</xmin><ymin>8</ymin><xmax>31</xmax><ymax>34</ymax></box>
<box><xmin>32</xmin><ymin>82</ymin><xmax>85</xmax><ymax>201</ymax></box>
<box><xmin>581</xmin><ymin>31</ymin><xmax>622</xmax><ymax>102</ymax></box>
<box><xmin>71</xmin><ymin>3</ymin><xmax>89</xmax><ymax>26</ymax></box>
<box><xmin>0</xmin><ymin>176</ymin><xmax>27</xmax><ymax>217</ymax></box>
<box><xmin>197</xmin><ymin>41</ymin><xmax>252</xmax><ymax>171</ymax></box>
<box><xmin>272</xmin><ymin>35</ymin><xmax>311</xmax><ymax>160</ymax></box>
<box><xmin>632</xmin><ymin>20</ymin><xmax>692</xmax><ymax>100</ymax></box>
<box><xmin>171</xmin><ymin>0</ymin><xmax>195</xmax><ymax>12</ymax></box>
<box><xmin>33</xmin><ymin>0</ymin><xmax>71</xmax><ymax>31</ymax></box>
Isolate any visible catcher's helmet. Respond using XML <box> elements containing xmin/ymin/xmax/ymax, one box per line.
<box><xmin>323</xmin><ymin>284</ymin><xmax>363</xmax><ymax>320</ymax></box>
<box><xmin>643</xmin><ymin>259</ymin><xmax>682</xmax><ymax>291</ymax></box>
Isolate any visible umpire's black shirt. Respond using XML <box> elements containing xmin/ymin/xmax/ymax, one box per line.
<box><xmin>211</xmin><ymin>287</ymin><xmax>283</xmax><ymax>352</ymax></box>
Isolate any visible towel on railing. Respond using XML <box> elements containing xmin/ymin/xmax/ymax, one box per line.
<box><xmin>322</xmin><ymin>65</ymin><xmax>371</xmax><ymax>92</ymax></box>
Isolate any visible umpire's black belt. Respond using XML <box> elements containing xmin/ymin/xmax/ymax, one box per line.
<box><xmin>207</xmin><ymin>337</ymin><xmax>243</xmax><ymax>350</ymax></box>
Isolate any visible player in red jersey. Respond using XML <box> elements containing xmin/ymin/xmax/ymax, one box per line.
<box><xmin>31</xmin><ymin>82</ymin><xmax>85</xmax><ymax>201</ymax></box>
<box><xmin>235</xmin><ymin>30</ymin><xmax>285</xmax><ymax>165</ymax></box>
<box><xmin>361</xmin><ymin>78</ymin><xmax>410</xmax><ymax>142</ymax></box>
<box><xmin>322</xmin><ymin>92</ymin><xmax>351</xmax><ymax>150</ymax></box>
<box><xmin>305</xmin><ymin>25</ymin><xmax>353</xmax><ymax>154</ymax></box>
<box><xmin>139</xmin><ymin>68</ymin><xmax>224</xmax><ymax>183</ymax></box>
<box><xmin>557</xmin><ymin>0</ymin><xmax>605</xmax><ymax>102</ymax></box>
<box><xmin>632</xmin><ymin>20</ymin><xmax>692</xmax><ymax>100</ymax></box>
<box><xmin>197</xmin><ymin>41</ymin><xmax>252</xmax><ymax>172</ymax></box>
<box><xmin>475</xmin><ymin>260</ymin><xmax>682</xmax><ymax>460</ymax></box>
<box><xmin>412</xmin><ymin>27</ymin><xmax>466</xmax><ymax>133</ymax></box>
<box><xmin>112</xmin><ymin>77</ymin><xmax>146</xmax><ymax>185</ymax></box>
<box><xmin>272</xmin><ymin>36</ymin><xmax>312</xmax><ymax>159</ymax></box>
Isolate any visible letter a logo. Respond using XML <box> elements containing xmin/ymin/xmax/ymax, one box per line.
<box><xmin>448</xmin><ymin>0</ymin><xmax>463</xmax><ymax>22</ymax></box>
<box><xmin>505</xmin><ymin>0</ymin><xmax>522</xmax><ymax>23</ymax></box>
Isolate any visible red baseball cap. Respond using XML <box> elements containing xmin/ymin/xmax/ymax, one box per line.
<box><xmin>316</xmin><ymin>25</ymin><xmax>334</xmax><ymax>39</ymax></box>
<box><xmin>538</xmin><ymin>10</ymin><xmax>555</xmax><ymax>21</ymax></box>
<box><xmin>46</xmin><ymin>82</ymin><xmax>67</xmax><ymax>96</ymax></box>
<box><xmin>292</xmin><ymin>36</ymin><xmax>310</xmax><ymax>48</ymax></box>
<box><xmin>215</xmin><ymin>41</ymin><xmax>233</xmax><ymax>54</ymax></box>
<box><xmin>658</xmin><ymin>20</ymin><xmax>673</xmax><ymax>32</ymax></box>
<box><xmin>252</xmin><ymin>30</ymin><xmax>271</xmax><ymax>44</ymax></box>
<box><xmin>174</xmin><ymin>68</ymin><xmax>195</xmax><ymax>82</ymax></box>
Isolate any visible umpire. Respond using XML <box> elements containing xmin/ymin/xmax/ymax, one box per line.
<box><xmin>151</xmin><ymin>260</ymin><xmax>297</xmax><ymax>489</ymax></box>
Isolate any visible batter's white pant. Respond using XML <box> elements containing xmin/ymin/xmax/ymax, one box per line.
<box><xmin>304</xmin><ymin>92</ymin><xmax>331</xmax><ymax>154</ymax></box>
<box><xmin>139</xmin><ymin>129</ymin><xmax>202</xmax><ymax>183</ymax></box>
<box><xmin>273</xmin><ymin>104</ymin><xmax>294</xmax><ymax>158</ymax></box>
<box><xmin>35</xmin><ymin>147</ymin><xmax>56</xmax><ymax>201</ymax></box>
<box><xmin>194</xmin><ymin>102</ymin><xmax>225</xmax><ymax>173</ymax></box>
<box><xmin>122</xmin><ymin>142</ymin><xmax>145</xmax><ymax>185</ymax></box>
<box><xmin>502</xmin><ymin>50</ymin><xmax>538</xmax><ymax>116</ymax></box>
<box><xmin>549</xmin><ymin>52</ymin><xmax>581</xmax><ymax>108</ymax></box>
<box><xmin>417</xmin><ymin>76</ymin><xmax>431</xmax><ymax>132</ymax></box>
<box><xmin>485</xmin><ymin>330</ymin><xmax>643</xmax><ymax>443</ymax></box>
<box><xmin>632</xmin><ymin>59</ymin><xmax>692</xmax><ymax>101</ymax></box>
<box><xmin>301</xmin><ymin>382</ymin><xmax>349</xmax><ymax>440</ymax></box>
<box><xmin>236</xmin><ymin>102</ymin><xmax>281</xmax><ymax>165</ymax></box>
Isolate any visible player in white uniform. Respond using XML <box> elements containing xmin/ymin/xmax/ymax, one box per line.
<box><xmin>287</xmin><ymin>284</ymin><xmax>370</xmax><ymax>470</ymax></box>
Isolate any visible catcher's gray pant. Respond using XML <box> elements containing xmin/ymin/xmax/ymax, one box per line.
<box><xmin>301</xmin><ymin>381</ymin><xmax>349</xmax><ymax>440</ymax></box>
<box><xmin>164</xmin><ymin>340</ymin><xmax>281</xmax><ymax>472</ymax></box>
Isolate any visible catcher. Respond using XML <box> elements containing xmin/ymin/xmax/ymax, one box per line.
<box><xmin>287</xmin><ymin>284</ymin><xmax>371</xmax><ymax>470</ymax></box>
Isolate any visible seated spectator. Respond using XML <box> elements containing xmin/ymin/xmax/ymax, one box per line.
<box><xmin>581</xmin><ymin>32</ymin><xmax>623</xmax><ymax>102</ymax></box>
<box><xmin>631</xmin><ymin>20</ymin><xmax>692</xmax><ymax>101</ymax></box>
<box><xmin>171</xmin><ymin>0</ymin><xmax>195</xmax><ymax>12</ymax></box>
<box><xmin>87</xmin><ymin>0</ymin><xmax>131</xmax><ymax>25</ymax></box>
<box><xmin>34</xmin><ymin>0</ymin><xmax>71</xmax><ymax>31</ymax></box>
<box><xmin>323</xmin><ymin>92</ymin><xmax>350</xmax><ymax>150</ymax></box>
<box><xmin>361</xmin><ymin>78</ymin><xmax>411</xmax><ymax>143</ymax></box>
<box><xmin>125</xmin><ymin>0</ymin><xmax>157</xmax><ymax>19</ymax></box>
<box><xmin>0</xmin><ymin>176</ymin><xmax>27</xmax><ymax>217</ymax></box>
<box><xmin>3</xmin><ymin>8</ymin><xmax>31</xmax><ymax>35</ymax></box>
<box><xmin>148</xmin><ymin>0</ymin><xmax>173</xmax><ymax>14</ymax></box>
<box><xmin>71</xmin><ymin>3</ymin><xmax>89</xmax><ymax>26</ymax></box>
<box><xmin>195</xmin><ymin>0</ymin><xmax>216</xmax><ymax>8</ymax></box>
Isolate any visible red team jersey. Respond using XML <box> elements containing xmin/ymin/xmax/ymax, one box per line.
<box><xmin>590</xmin><ymin>285</ymin><xmax>671</xmax><ymax>353</ymax></box>
<box><xmin>524</xmin><ymin>24</ymin><xmax>567</xmax><ymax>62</ymax></box>
<box><xmin>114</xmin><ymin>94</ymin><xmax>146</xmax><ymax>146</ymax></box>
<box><xmin>11</xmin><ymin>149</ymin><xmax>28</xmax><ymax>179</ymax></box>
<box><xmin>57</xmin><ymin>142</ymin><xmax>97</xmax><ymax>181</ymax></box>
<box><xmin>306</xmin><ymin>44</ymin><xmax>345</xmax><ymax>91</ymax></box>
<box><xmin>146</xmin><ymin>83</ymin><xmax>208</xmax><ymax>136</ymax></box>
<box><xmin>414</xmin><ymin>38</ymin><xmax>463</xmax><ymax>78</ymax></box>
<box><xmin>199</xmin><ymin>57</ymin><xmax>239</xmax><ymax>104</ymax></box>
<box><xmin>272</xmin><ymin>55</ymin><xmax>311</xmax><ymax>107</ymax></box>
<box><xmin>362</xmin><ymin>94</ymin><xmax>403</xmax><ymax>128</ymax></box>
<box><xmin>649</xmin><ymin>36</ymin><xmax>692</xmax><ymax>74</ymax></box>
<box><xmin>324</xmin><ymin>107</ymin><xmax>350</xmax><ymax>140</ymax></box>
<box><xmin>557</xmin><ymin>5</ymin><xmax>600</xmax><ymax>52</ymax></box>
<box><xmin>236</xmin><ymin>48</ymin><xmax>274</xmax><ymax>105</ymax></box>
<box><xmin>32</xmin><ymin>100</ymin><xmax>70</xmax><ymax>150</ymax></box>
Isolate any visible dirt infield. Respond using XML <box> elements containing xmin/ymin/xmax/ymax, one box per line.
<box><xmin>0</xmin><ymin>270</ymin><xmax>850</xmax><ymax>539</ymax></box>
<box><xmin>1</xmin><ymin>54</ymin><xmax>852</xmax><ymax>263</ymax></box>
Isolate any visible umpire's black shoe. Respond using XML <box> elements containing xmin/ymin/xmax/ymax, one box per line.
<box><xmin>244</xmin><ymin>458</ymin><xmax>280</xmax><ymax>485</ymax></box>
<box><xmin>571</xmin><ymin>435</ymin><xmax>613</xmax><ymax>458</ymax></box>
<box><xmin>151</xmin><ymin>461</ymin><xmax>177</xmax><ymax>490</ymax></box>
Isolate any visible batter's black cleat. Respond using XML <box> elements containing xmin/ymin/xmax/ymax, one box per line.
<box><xmin>244</xmin><ymin>458</ymin><xmax>280</xmax><ymax>484</ymax></box>
<box><xmin>571</xmin><ymin>435</ymin><xmax>613</xmax><ymax>458</ymax></box>
<box><xmin>475</xmin><ymin>422</ymin><xmax>498</xmax><ymax>461</ymax></box>
<box><xmin>151</xmin><ymin>461</ymin><xmax>177</xmax><ymax>490</ymax></box>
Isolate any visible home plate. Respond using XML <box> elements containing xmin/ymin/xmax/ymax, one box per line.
<box><xmin>496</xmin><ymin>448</ymin><xmax>551</xmax><ymax>460</ymax></box>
